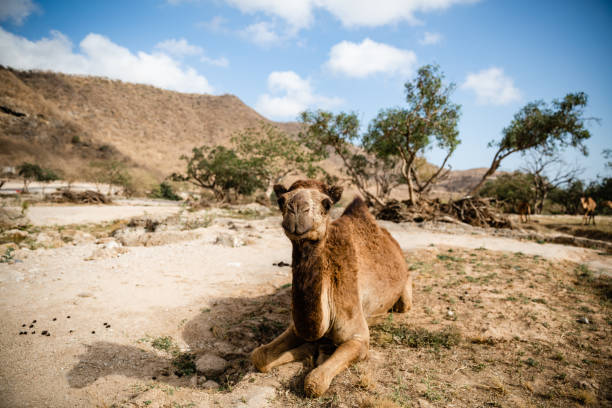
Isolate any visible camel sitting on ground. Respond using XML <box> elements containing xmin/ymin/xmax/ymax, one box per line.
<box><xmin>517</xmin><ymin>200</ymin><xmax>531</xmax><ymax>223</ymax></box>
<box><xmin>580</xmin><ymin>196</ymin><xmax>596</xmax><ymax>225</ymax></box>
<box><xmin>251</xmin><ymin>179</ymin><xmax>412</xmax><ymax>397</ymax></box>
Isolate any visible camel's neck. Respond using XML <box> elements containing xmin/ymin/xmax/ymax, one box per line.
<box><xmin>290</xmin><ymin>237</ymin><xmax>332</xmax><ymax>341</ymax></box>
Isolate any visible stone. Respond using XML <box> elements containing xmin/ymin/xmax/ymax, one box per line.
<box><xmin>234</xmin><ymin>385</ymin><xmax>276</xmax><ymax>408</ymax></box>
<box><xmin>2</xmin><ymin>229</ymin><xmax>28</xmax><ymax>243</ymax></box>
<box><xmin>201</xmin><ymin>380</ymin><xmax>219</xmax><ymax>390</ymax></box>
<box><xmin>214</xmin><ymin>233</ymin><xmax>244</xmax><ymax>248</ymax></box>
<box><xmin>195</xmin><ymin>354</ymin><xmax>228</xmax><ymax>377</ymax></box>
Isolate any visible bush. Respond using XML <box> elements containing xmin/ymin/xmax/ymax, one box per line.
<box><xmin>149</xmin><ymin>182</ymin><xmax>181</xmax><ymax>201</ymax></box>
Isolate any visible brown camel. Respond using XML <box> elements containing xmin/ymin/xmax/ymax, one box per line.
<box><xmin>251</xmin><ymin>179</ymin><xmax>412</xmax><ymax>397</ymax></box>
<box><xmin>517</xmin><ymin>200</ymin><xmax>531</xmax><ymax>223</ymax></box>
<box><xmin>605</xmin><ymin>200</ymin><xmax>612</xmax><ymax>210</ymax></box>
<box><xmin>580</xmin><ymin>196</ymin><xmax>596</xmax><ymax>225</ymax></box>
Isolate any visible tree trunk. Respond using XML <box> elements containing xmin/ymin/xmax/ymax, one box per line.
<box><xmin>466</xmin><ymin>162</ymin><xmax>499</xmax><ymax>197</ymax></box>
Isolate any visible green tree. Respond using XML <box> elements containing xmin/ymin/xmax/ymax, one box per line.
<box><xmin>364</xmin><ymin>64</ymin><xmax>461</xmax><ymax>205</ymax></box>
<box><xmin>232</xmin><ymin>122</ymin><xmax>325</xmax><ymax>197</ymax></box>
<box><xmin>467</xmin><ymin>92</ymin><xmax>593</xmax><ymax>196</ymax></box>
<box><xmin>17</xmin><ymin>163</ymin><xmax>59</xmax><ymax>193</ymax></box>
<box><xmin>548</xmin><ymin>180</ymin><xmax>585</xmax><ymax>214</ymax></box>
<box><xmin>299</xmin><ymin>111</ymin><xmax>400</xmax><ymax>207</ymax></box>
<box><xmin>478</xmin><ymin>172</ymin><xmax>535</xmax><ymax>213</ymax></box>
<box><xmin>171</xmin><ymin>145</ymin><xmax>264</xmax><ymax>202</ymax></box>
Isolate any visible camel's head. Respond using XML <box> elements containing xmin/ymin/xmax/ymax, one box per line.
<box><xmin>273</xmin><ymin>180</ymin><xmax>343</xmax><ymax>241</ymax></box>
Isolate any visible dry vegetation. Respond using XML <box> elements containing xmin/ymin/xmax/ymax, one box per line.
<box><xmin>94</xmin><ymin>247</ymin><xmax>610</xmax><ymax>408</ymax></box>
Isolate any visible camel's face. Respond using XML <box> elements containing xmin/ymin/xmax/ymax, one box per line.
<box><xmin>274</xmin><ymin>182</ymin><xmax>343</xmax><ymax>241</ymax></box>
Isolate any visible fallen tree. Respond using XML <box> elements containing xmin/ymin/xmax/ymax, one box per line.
<box><xmin>49</xmin><ymin>189</ymin><xmax>111</xmax><ymax>204</ymax></box>
<box><xmin>376</xmin><ymin>197</ymin><xmax>511</xmax><ymax>229</ymax></box>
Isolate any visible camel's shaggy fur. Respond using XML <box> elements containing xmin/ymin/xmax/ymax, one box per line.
<box><xmin>580</xmin><ymin>196</ymin><xmax>597</xmax><ymax>225</ymax></box>
<box><xmin>251</xmin><ymin>179</ymin><xmax>411</xmax><ymax>397</ymax></box>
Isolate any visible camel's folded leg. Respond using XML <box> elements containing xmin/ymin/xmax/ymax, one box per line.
<box><xmin>251</xmin><ymin>325</ymin><xmax>315</xmax><ymax>373</ymax></box>
<box><xmin>392</xmin><ymin>275</ymin><xmax>413</xmax><ymax>313</ymax></box>
<box><xmin>303</xmin><ymin>338</ymin><xmax>368</xmax><ymax>397</ymax></box>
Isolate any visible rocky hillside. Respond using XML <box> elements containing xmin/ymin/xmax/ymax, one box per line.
<box><xmin>0</xmin><ymin>67</ymin><xmax>300</xmax><ymax>181</ymax></box>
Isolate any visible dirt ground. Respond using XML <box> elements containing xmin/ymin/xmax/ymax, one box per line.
<box><xmin>0</xmin><ymin>201</ymin><xmax>610</xmax><ymax>408</ymax></box>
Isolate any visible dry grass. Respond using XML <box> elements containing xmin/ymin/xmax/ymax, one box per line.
<box><xmin>529</xmin><ymin>214</ymin><xmax>612</xmax><ymax>243</ymax></box>
<box><xmin>266</xmin><ymin>247</ymin><xmax>611</xmax><ymax>407</ymax></box>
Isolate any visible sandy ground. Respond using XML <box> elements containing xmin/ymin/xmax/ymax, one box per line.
<box><xmin>0</xmin><ymin>203</ymin><xmax>610</xmax><ymax>407</ymax></box>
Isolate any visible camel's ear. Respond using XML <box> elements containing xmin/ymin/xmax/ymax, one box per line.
<box><xmin>327</xmin><ymin>185</ymin><xmax>343</xmax><ymax>204</ymax></box>
<box><xmin>273</xmin><ymin>184</ymin><xmax>287</xmax><ymax>209</ymax></box>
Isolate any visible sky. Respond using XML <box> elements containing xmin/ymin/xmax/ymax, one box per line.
<box><xmin>1</xmin><ymin>0</ymin><xmax>611</xmax><ymax>181</ymax></box>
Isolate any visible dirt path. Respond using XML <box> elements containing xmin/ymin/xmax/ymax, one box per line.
<box><xmin>0</xmin><ymin>206</ymin><xmax>610</xmax><ymax>407</ymax></box>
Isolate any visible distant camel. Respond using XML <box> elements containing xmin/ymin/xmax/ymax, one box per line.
<box><xmin>580</xmin><ymin>196</ymin><xmax>596</xmax><ymax>225</ymax></box>
<box><xmin>517</xmin><ymin>200</ymin><xmax>531</xmax><ymax>223</ymax></box>
<box><xmin>606</xmin><ymin>200</ymin><xmax>612</xmax><ymax>210</ymax></box>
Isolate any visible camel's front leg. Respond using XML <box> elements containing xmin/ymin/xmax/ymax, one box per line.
<box><xmin>303</xmin><ymin>338</ymin><xmax>368</xmax><ymax>397</ymax></box>
<box><xmin>251</xmin><ymin>324</ymin><xmax>315</xmax><ymax>373</ymax></box>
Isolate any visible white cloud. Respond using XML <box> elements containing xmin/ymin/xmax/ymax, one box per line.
<box><xmin>0</xmin><ymin>0</ymin><xmax>38</xmax><ymax>25</ymax></box>
<box><xmin>201</xmin><ymin>55</ymin><xmax>229</xmax><ymax>67</ymax></box>
<box><xmin>240</xmin><ymin>21</ymin><xmax>282</xmax><ymax>47</ymax></box>
<box><xmin>155</xmin><ymin>38</ymin><xmax>203</xmax><ymax>57</ymax></box>
<box><xmin>197</xmin><ymin>16</ymin><xmax>229</xmax><ymax>32</ymax></box>
<box><xmin>461</xmin><ymin>67</ymin><xmax>521</xmax><ymax>105</ymax></box>
<box><xmin>420</xmin><ymin>31</ymin><xmax>442</xmax><ymax>45</ymax></box>
<box><xmin>226</xmin><ymin>0</ymin><xmax>314</xmax><ymax>29</ymax></box>
<box><xmin>326</xmin><ymin>38</ymin><xmax>417</xmax><ymax>78</ymax></box>
<box><xmin>223</xmin><ymin>0</ymin><xmax>478</xmax><ymax>29</ymax></box>
<box><xmin>0</xmin><ymin>28</ymin><xmax>214</xmax><ymax>94</ymax></box>
<box><xmin>255</xmin><ymin>71</ymin><xmax>343</xmax><ymax>120</ymax></box>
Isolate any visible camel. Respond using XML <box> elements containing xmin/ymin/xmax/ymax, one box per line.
<box><xmin>605</xmin><ymin>200</ymin><xmax>612</xmax><ymax>210</ymax></box>
<box><xmin>580</xmin><ymin>196</ymin><xmax>596</xmax><ymax>225</ymax></box>
<box><xmin>251</xmin><ymin>179</ymin><xmax>411</xmax><ymax>397</ymax></box>
<box><xmin>517</xmin><ymin>200</ymin><xmax>531</xmax><ymax>223</ymax></box>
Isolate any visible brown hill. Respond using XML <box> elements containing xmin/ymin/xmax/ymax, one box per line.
<box><xmin>0</xmin><ymin>67</ymin><xmax>301</xmax><ymax>182</ymax></box>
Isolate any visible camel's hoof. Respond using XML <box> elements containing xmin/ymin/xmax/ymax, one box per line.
<box><xmin>251</xmin><ymin>347</ymin><xmax>270</xmax><ymax>373</ymax></box>
<box><xmin>304</xmin><ymin>369</ymin><xmax>329</xmax><ymax>397</ymax></box>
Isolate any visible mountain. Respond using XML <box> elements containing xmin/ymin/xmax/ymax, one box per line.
<box><xmin>0</xmin><ymin>67</ymin><xmax>300</xmax><ymax>182</ymax></box>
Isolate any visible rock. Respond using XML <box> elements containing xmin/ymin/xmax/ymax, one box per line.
<box><xmin>234</xmin><ymin>385</ymin><xmax>276</xmax><ymax>408</ymax></box>
<box><xmin>85</xmin><ymin>241</ymin><xmax>128</xmax><ymax>260</ymax></box>
<box><xmin>195</xmin><ymin>354</ymin><xmax>228</xmax><ymax>377</ymax></box>
<box><xmin>0</xmin><ymin>207</ymin><xmax>29</xmax><ymax>230</ymax></box>
<box><xmin>201</xmin><ymin>380</ymin><xmax>219</xmax><ymax>390</ymax></box>
<box><xmin>1</xmin><ymin>229</ymin><xmax>28</xmax><ymax>244</ymax></box>
<box><xmin>61</xmin><ymin>229</ymin><xmax>95</xmax><ymax>245</ymax></box>
<box><xmin>577</xmin><ymin>316</ymin><xmax>590</xmax><ymax>324</ymax></box>
<box><xmin>215</xmin><ymin>233</ymin><xmax>244</xmax><ymax>248</ymax></box>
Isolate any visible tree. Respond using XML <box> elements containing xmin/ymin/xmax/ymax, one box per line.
<box><xmin>171</xmin><ymin>145</ymin><xmax>264</xmax><ymax>202</ymax></box>
<box><xmin>548</xmin><ymin>180</ymin><xmax>585</xmax><ymax>214</ymax></box>
<box><xmin>479</xmin><ymin>172</ymin><xmax>536</xmax><ymax>213</ymax></box>
<box><xmin>467</xmin><ymin>92</ymin><xmax>594</xmax><ymax>196</ymax></box>
<box><xmin>521</xmin><ymin>150</ymin><xmax>583</xmax><ymax>214</ymax></box>
<box><xmin>299</xmin><ymin>111</ymin><xmax>400</xmax><ymax>207</ymax></box>
<box><xmin>17</xmin><ymin>163</ymin><xmax>59</xmax><ymax>193</ymax></box>
<box><xmin>364</xmin><ymin>64</ymin><xmax>461</xmax><ymax>205</ymax></box>
<box><xmin>232</xmin><ymin>122</ymin><xmax>325</xmax><ymax>197</ymax></box>
<box><xmin>90</xmin><ymin>160</ymin><xmax>131</xmax><ymax>195</ymax></box>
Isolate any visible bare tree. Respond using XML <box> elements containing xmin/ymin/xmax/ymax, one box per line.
<box><xmin>521</xmin><ymin>150</ymin><xmax>583</xmax><ymax>214</ymax></box>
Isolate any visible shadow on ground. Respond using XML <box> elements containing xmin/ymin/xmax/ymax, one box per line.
<box><xmin>67</xmin><ymin>285</ymin><xmax>293</xmax><ymax>390</ymax></box>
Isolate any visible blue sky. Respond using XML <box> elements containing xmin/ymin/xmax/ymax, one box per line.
<box><xmin>1</xmin><ymin>0</ymin><xmax>610</xmax><ymax>181</ymax></box>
